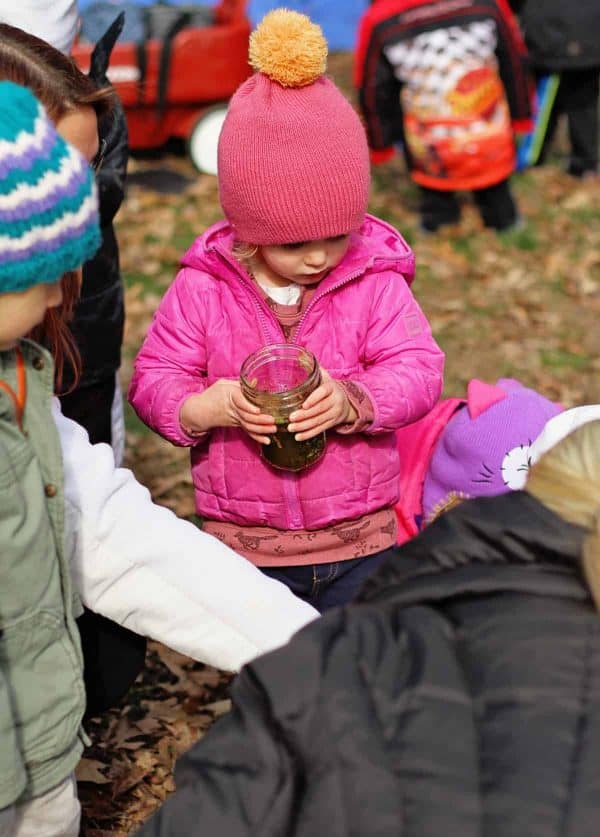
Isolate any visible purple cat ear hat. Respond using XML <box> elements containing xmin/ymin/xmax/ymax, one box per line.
<box><xmin>422</xmin><ymin>378</ymin><xmax>563</xmax><ymax>523</ymax></box>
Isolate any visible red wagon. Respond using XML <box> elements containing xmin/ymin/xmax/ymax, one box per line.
<box><xmin>72</xmin><ymin>0</ymin><xmax>252</xmax><ymax>173</ymax></box>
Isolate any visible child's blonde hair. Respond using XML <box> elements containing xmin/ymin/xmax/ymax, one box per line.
<box><xmin>526</xmin><ymin>420</ymin><xmax>600</xmax><ymax>608</ymax></box>
<box><xmin>232</xmin><ymin>242</ymin><xmax>259</xmax><ymax>267</ymax></box>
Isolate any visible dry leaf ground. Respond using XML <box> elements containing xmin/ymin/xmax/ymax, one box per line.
<box><xmin>78</xmin><ymin>54</ymin><xmax>600</xmax><ymax>833</ymax></box>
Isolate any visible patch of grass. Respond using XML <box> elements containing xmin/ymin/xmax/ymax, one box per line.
<box><xmin>498</xmin><ymin>223</ymin><xmax>539</xmax><ymax>251</ymax></box>
<box><xmin>540</xmin><ymin>349</ymin><xmax>590</xmax><ymax>370</ymax></box>
<box><xmin>368</xmin><ymin>203</ymin><xmax>401</xmax><ymax>228</ymax></box>
<box><xmin>414</xmin><ymin>261</ymin><xmax>435</xmax><ymax>282</ymax></box>
<box><xmin>123</xmin><ymin>401</ymin><xmax>154</xmax><ymax>436</ymax></box>
<box><xmin>450</xmin><ymin>235</ymin><xmax>475</xmax><ymax>257</ymax></box>
<box><xmin>170</xmin><ymin>211</ymin><xmax>201</xmax><ymax>252</ymax></box>
<box><xmin>548</xmin><ymin>275</ymin><xmax>568</xmax><ymax>295</ymax></box>
<box><xmin>123</xmin><ymin>269</ymin><xmax>167</xmax><ymax>296</ymax></box>
<box><xmin>399</xmin><ymin>224</ymin><xmax>417</xmax><ymax>246</ymax></box>
<box><xmin>467</xmin><ymin>303</ymin><xmax>498</xmax><ymax>317</ymax></box>
<box><xmin>184</xmin><ymin>513</ymin><xmax>203</xmax><ymax>529</ymax></box>
<box><xmin>171</xmin><ymin>228</ymin><xmax>198</xmax><ymax>252</ymax></box>
<box><xmin>512</xmin><ymin>170</ymin><xmax>537</xmax><ymax>190</ymax></box>
<box><xmin>567</xmin><ymin>206</ymin><xmax>599</xmax><ymax>225</ymax></box>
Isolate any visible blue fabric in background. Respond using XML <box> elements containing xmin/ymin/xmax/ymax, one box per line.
<box><xmin>247</xmin><ymin>0</ymin><xmax>368</xmax><ymax>50</ymax></box>
<box><xmin>79</xmin><ymin>0</ymin><xmax>157</xmax><ymax>7</ymax></box>
<box><xmin>77</xmin><ymin>0</ymin><xmax>368</xmax><ymax>50</ymax></box>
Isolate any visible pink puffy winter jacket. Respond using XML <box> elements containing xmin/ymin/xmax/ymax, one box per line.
<box><xmin>129</xmin><ymin>215</ymin><xmax>444</xmax><ymax>531</ymax></box>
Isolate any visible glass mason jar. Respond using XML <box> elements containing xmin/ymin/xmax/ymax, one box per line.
<box><xmin>240</xmin><ymin>344</ymin><xmax>327</xmax><ymax>472</ymax></box>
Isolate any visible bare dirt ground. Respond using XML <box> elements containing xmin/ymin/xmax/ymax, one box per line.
<box><xmin>78</xmin><ymin>54</ymin><xmax>600</xmax><ymax>834</ymax></box>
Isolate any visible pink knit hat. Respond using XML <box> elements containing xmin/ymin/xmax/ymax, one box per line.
<box><xmin>217</xmin><ymin>9</ymin><xmax>370</xmax><ymax>245</ymax></box>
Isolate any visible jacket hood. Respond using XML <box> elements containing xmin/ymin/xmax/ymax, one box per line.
<box><xmin>180</xmin><ymin>214</ymin><xmax>416</xmax><ymax>287</ymax></box>
<box><xmin>358</xmin><ymin>491</ymin><xmax>590</xmax><ymax>609</ymax></box>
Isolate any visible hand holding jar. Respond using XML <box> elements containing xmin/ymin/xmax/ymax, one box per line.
<box><xmin>179</xmin><ymin>379</ymin><xmax>276</xmax><ymax>444</ymax></box>
<box><xmin>240</xmin><ymin>345</ymin><xmax>334</xmax><ymax>471</ymax></box>
<box><xmin>287</xmin><ymin>368</ymin><xmax>357</xmax><ymax>441</ymax></box>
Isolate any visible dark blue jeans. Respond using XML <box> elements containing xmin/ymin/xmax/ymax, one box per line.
<box><xmin>260</xmin><ymin>547</ymin><xmax>396</xmax><ymax>612</ymax></box>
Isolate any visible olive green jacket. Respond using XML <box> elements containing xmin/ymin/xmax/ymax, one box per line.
<box><xmin>0</xmin><ymin>340</ymin><xmax>86</xmax><ymax>809</ymax></box>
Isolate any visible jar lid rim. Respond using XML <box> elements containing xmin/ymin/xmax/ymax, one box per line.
<box><xmin>240</xmin><ymin>344</ymin><xmax>318</xmax><ymax>396</ymax></box>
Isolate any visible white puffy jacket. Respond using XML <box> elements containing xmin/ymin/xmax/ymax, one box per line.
<box><xmin>54</xmin><ymin>400</ymin><xmax>318</xmax><ymax>672</ymax></box>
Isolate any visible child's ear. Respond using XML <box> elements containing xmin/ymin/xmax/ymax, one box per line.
<box><xmin>466</xmin><ymin>379</ymin><xmax>507</xmax><ymax>419</ymax></box>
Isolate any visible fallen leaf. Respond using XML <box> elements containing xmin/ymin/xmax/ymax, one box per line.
<box><xmin>76</xmin><ymin>759</ymin><xmax>111</xmax><ymax>785</ymax></box>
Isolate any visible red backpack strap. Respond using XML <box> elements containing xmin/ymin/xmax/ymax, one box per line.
<box><xmin>0</xmin><ymin>346</ymin><xmax>27</xmax><ymax>431</ymax></box>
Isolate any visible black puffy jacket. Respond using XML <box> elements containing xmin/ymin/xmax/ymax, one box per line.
<box><xmin>510</xmin><ymin>0</ymin><xmax>600</xmax><ymax>70</ymax></box>
<box><xmin>62</xmin><ymin>15</ymin><xmax>127</xmax><ymax>391</ymax></box>
<box><xmin>140</xmin><ymin>490</ymin><xmax>600</xmax><ymax>837</ymax></box>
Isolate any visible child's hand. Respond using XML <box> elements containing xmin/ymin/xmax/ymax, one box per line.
<box><xmin>180</xmin><ymin>380</ymin><xmax>276</xmax><ymax>444</ymax></box>
<box><xmin>287</xmin><ymin>368</ymin><xmax>357</xmax><ymax>440</ymax></box>
<box><xmin>228</xmin><ymin>382</ymin><xmax>277</xmax><ymax>444</ymax></box>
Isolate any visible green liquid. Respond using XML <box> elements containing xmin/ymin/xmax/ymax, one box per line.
<box><xmin>262</xmin><ymin>426</ymin><xmax>326</xmax><ymax>471</ymax></box>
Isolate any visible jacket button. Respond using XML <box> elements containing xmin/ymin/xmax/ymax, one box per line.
<box><xmin>44</xmin><ymin>483</ymin><xmax>58</xmax><ymax>498</ymax></box>
<box><xmin>32</xmin><ymin>356</ymin><xmax>44</xmax><ymax>371</ymax></box>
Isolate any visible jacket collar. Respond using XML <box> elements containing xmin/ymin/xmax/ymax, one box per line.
<box><xmin>181</xmin><ymin>214</ymin><xmax>416</xmax><ymax>291</ymax></box>
<box><xmin>357</xmin><ymin>491</ymin><xmax>591</xmax><ymax>609</ymax></box>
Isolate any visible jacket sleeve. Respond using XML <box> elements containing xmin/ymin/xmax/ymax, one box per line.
<box><xmin>138</xmin><ymin>610</ymin><xmax>347</xmax><ymax>837</ymax></box>
<box><xmin>494</xmin><ymin>0</ymin><xmax>533</xmax><ymax>129</ymax></box>
<box><xmin>138</xmin><ymin>668</ymin><xmax>298</xmax><ymax>836</ymax></box>
<box><xmin>354</xmin><ymin>6</ymin><xmax>404</xmax><ymax>157</ymax></box>
<box><xmin>54</xmin><ymin>400</ymin><xmax>318</xmax><ymax>672</ymax></box>
<box><xmin>89</xmin><ymin>12</ymin><xmax>128</xmax><ymax>226</ymax></box>
<box><xmin>345</xmin><ymin>272</ymin><xmax>444</xmax><ymax>434</ymax></box>
<box><xmin>138</xmin><ymin>606</ymin><xmax>406</xmax><ymax>837</ymax></box>
<box><xmin>128</xmin><ymin>268</ymin><xmax>212</xmax><ymax>446</ymax></box>
<box><xmin>0</xmin><ymin>667</ymin><xmax>27</xmax><ymax>808</ymax></box>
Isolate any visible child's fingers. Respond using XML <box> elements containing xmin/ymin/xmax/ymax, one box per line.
<box><xmin>293</xmin><ymin>418</ymin><xmax>333</xmax><ymax>441</ymax></box>
<box><xmin>231</xmin><ymin>391</ymin><xmax>276</xmax><ymax>426</ymax></box>
<box><xmin>236</xmin><ymin>401</ymin><xmax>276</xmax><ymax>431</ymax></box>
<box><xmin>287</xmin><ymin>404</ymin><xmax>332</xmax><ymax>433</ymax></box>
<box><xmin>239</xmin><ymin>414</ymin><xmax>275</xmax><ymax>444</ymax></box>
<box><xmin>240</xmin><ymin>417</ymin><xmax>277</xmax><ymax>437</ymax></box>
<box><xmin>237</xmin><ymin>405</ymin><xmax>276</xmax><ymax>425</ymax></box>
<box><xmin>242</xmin><ymin>419</ymin><xmax>277</xmax><ymax>436</ymax></box>
<box><xmin>247</xmin><ymin>431</ymin><xmax>273</xmax><ymax>445</ymax></box>
<box><xmin>297</xmin><ymin>382</ymin><xmax>333</xmax><ymax>412</ymax></box>
<box><xmin>289</xmin><ymin>408</ymin><xmax>338</xmax><ymax>438</ymax></box>
<box><xmin>230</xmin><ymin>388</ymin><xmax>261</xmax><ymax>415</ymax></box>
<box><xmin>289</xmin><ymin>402</ymin><xmax>331</xmax><ymax>423</ymax></box>
<box><xmin>289</xmin><ymin>393</ymin><xmax>334</xmax><ymax>424</ymax></box>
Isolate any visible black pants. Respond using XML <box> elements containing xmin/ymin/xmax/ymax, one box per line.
<box><xmin>60</xmin><ymin>377</ymin><xmax>147</xmax><ymax>716</ymax></box>
<box><xmin>536</xmin><ymin>67</ymin><xmax>599</xmax><ymax>177</ymax></box>
<box><xmin>419</xmin><ymin>179</ymin><xmax>518</xmax><ymax>232</ymax></box>
<box><xmin>59</xmin><ymin>375</ymin><xmax>117</xmax><ymax>446</ymax></box>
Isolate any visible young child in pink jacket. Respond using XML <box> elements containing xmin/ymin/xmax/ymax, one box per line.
<box><xmin>129</xmin><ymin>9</ymin><xmax>444</xmax><ymax>610</ymax></box>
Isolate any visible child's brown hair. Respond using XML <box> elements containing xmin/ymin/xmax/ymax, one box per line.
<box><xmin>0</xmin><ymin>23</ymin><xmax>114</xmax><ymax>123</ymax></box>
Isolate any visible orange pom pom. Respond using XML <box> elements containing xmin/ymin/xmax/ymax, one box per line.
<box><xmin>249</xmin><ymin>8</ymin><xmax>327</xmax><ymax>88</ymax></box>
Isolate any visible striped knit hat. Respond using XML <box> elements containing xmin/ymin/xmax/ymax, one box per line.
<box><xmin>0</xmin><ymin>80</ymin><xmax>100</xmax><ymax>292</ymax></box>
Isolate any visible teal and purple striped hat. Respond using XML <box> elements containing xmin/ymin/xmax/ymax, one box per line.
<box><xmin>0</xmin><ymin>80</ymin><xmax>101</xmax><ymax>292</ymax></box>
